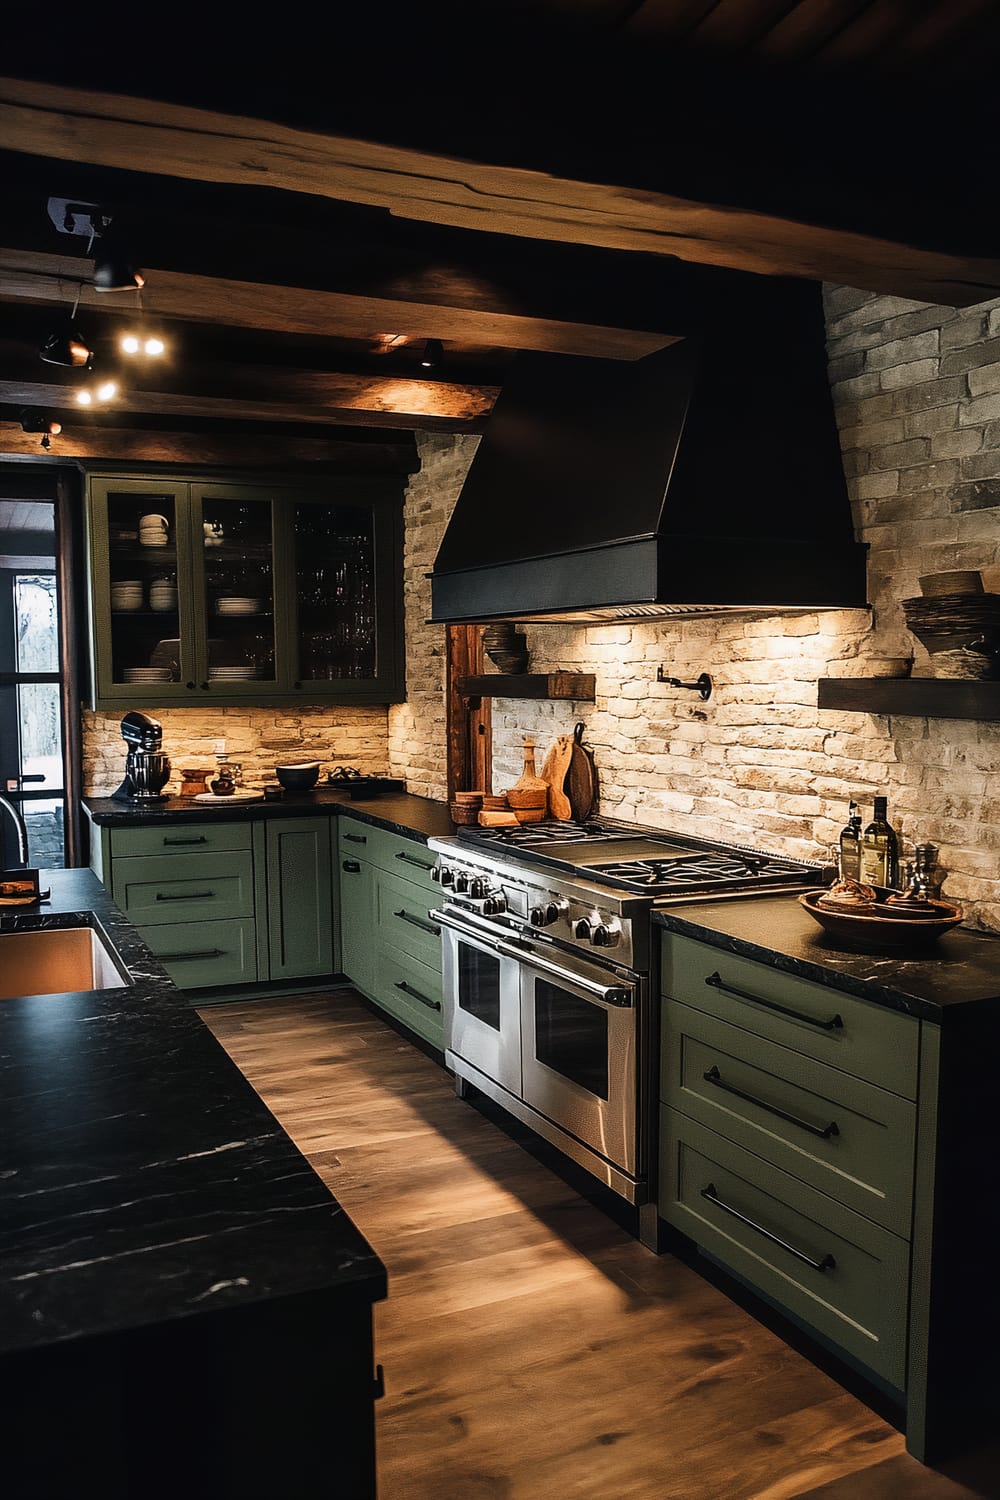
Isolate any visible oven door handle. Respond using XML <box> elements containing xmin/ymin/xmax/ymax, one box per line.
<box><xmin>431</xmin><ymin>908</ymin><xmax>634</xmax><ymax>1008</ymax></box>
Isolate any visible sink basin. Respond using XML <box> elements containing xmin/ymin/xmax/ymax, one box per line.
<box><xmin>0</xmin><ymin>926</ymin><xmax>131</xmax><ymax>999</ymax></box>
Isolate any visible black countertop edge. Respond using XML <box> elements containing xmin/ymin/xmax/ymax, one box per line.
<box><xmin>0</xmin><ymin>868</ymin><xmax>386</xmax><ymax>1359</ymax></box>
<box><xmin>83</xmin><ymin>788</ymin><xmax>457</xmax><ymax>844</ymax></box>
<box><xmin>653</xmin><ymin>898</ymin><xmax>1000</xmax><ymax>1021</ymax></box>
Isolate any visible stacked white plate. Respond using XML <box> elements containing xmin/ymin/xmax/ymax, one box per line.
<box><xmin>149</xmin><ymin>583</ymin><xmax>178</xmax><ymax>612</ymax></box>
<box><xmin>139</xmin><ymin>514</ymin><xmax>170</xmax><ymax>547</ymax></box>
<box><xmin>123</xmin><ymin>666</ymin><xmax>174</xmax><ymax>683</ymax></box>
<box><xmin>208</xmin><ymin>666</ymin><xmax>259</xmax><ymax>681</ymax></box>
<box><xmin>216</xmin><ymin>596</ymin><xmax>263</xmax><ymax>615</ymax></box>
<box><xmin>111</xmin><ymin>581</ymin><xmax>144</xmax><ymax>611</ymax></box>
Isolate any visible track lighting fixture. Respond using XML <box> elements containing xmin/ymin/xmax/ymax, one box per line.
<box><xmin>91</xmin><ymin>246</ymin><xmax>145</xmax><ymax>293</ymax></box>
<box><xmin>19</xmin><ymin>408</ymin><xmax>62</xmax><ymax>449</ymax></box>
<box><xmin>39</xmin><ymin>289</ymin><xmax>94</xmax><ymax>369</ymax></box>
<box><xmin>420</xmin><ymin>338</ymin><xmax>443</xmax><ymax>371</ymax></box>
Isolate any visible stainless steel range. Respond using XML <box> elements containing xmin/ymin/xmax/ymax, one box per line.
<box><xmin>428</xmin><ymin>819</ymin><xmax>827</xmax><ymax>1242</ymax></box>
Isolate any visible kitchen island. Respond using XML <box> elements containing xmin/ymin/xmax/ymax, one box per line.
<box><xmin>653</xmin><ymin>896</ymin><xmax>1000</xmax><ymax>1466</ymax></box>
<box><xmin>0</xmin><ymin>868</ymin><xmax>386</xmax><ymax>1499</ymax></box>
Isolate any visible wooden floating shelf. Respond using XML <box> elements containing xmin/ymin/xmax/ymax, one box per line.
<box><xmin>818</xmin><ymin>678</ymin><xmax>1000</xmax><ymax>721</ymax></box>
<box><xmin>457</xmin><ymin>672</ymin><xmax>596</xmax><ymax>701</ymax></box>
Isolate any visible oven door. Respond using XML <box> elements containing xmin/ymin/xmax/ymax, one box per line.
<box><xmin>519</xmin><ymin>946</ymin><xmax>639</xmax><ymax>1178</ymax></box>
<box><xmin>436</xmin><ymin>906</ymin><xmax>522</xmax><ymax>1095</ymax></box>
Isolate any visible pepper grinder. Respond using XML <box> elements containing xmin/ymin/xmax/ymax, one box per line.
<box><xmin>912</xmin><ymin>842</ymin><xmax>945</xmax><ymax>900</ymax></box>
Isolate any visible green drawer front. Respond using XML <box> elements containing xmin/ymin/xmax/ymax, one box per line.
<box><xmin>375</xmin><ymin>868</ymin><xmax>443</xmax><ymax>972</ymax></box>
<box><xmin>112</xmin><ymin>851</ymin><xmax>255</xmax><ymax>925</ymax></box>
<box><xmin>339</xmin><ymin>817</ymin><xmax>437</xmax><ymax>887</ymax></box>
<box><xmin>662</xmin><ymin>1001</ymin><xmax>916</xmax><ymax>1236</ymax></box>
<box><xmin>659</xmin><ymin>1111</ymin><xmax>909</xmax><ymax>1389</ymax></box>
<box><xmin>143</xmin><ymin>918</ymin><xmax>258</xmax><ymax>989</ymax></box>
<box><xmin>372</xmin><ymin>942</ymin><xmax>445</xmax><ymax>1050</ymax></box>
<box><xmin>110</xmin><ymin>821</ymin><xmax>253</xmax><ymax>858</ymax></box>
<box><xmin>662</xmin><ymin>932</ymin><xmax>918</xmax><ymax>1099</ymax></box>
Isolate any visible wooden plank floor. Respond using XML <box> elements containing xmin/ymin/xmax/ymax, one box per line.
<box><xmin>199</xmin><ymin>992</ymin><xmax>999</xmax><ymax>1500</ymax></box>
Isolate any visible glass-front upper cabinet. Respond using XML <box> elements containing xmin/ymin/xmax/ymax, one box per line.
<box><xmin>86</xmin><ymin>474</ymin><xmax>404</xmax><ymax>709</ymax></box>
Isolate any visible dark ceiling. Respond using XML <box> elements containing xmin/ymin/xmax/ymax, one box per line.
<box><xmin>2</xmin><ymin>0</ymin><xmax>999</xmax><ymax>458</ymax></box>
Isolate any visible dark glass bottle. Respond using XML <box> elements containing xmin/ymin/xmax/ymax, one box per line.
<box><xmin>860</xmin><ymin>795</ymin><xmax>900</xmax><ymax>889</ymax></box>
<box><xmin>838</xmin><ymin>800</ymin><xmax>863</xmax><ymax>882</ymax></box>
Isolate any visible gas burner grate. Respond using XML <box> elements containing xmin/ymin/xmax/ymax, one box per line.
<box><xmin>457</xmin><ymin>821</ymin><xmax>608</xmax><ymax>846</ymax></box>
<box><xmin>587</xmin><ymin>852</ymin><xmax>812</xmax><ymax>894</ymax></box>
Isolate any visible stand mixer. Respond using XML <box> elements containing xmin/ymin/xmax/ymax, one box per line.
<box><xmin>111</xmin><ymin>711</ymin><xmax>172</xmax><ymax>802</ymax></box>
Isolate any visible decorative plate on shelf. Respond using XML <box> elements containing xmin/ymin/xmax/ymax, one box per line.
<box><xmin>798</xmin><ymin>889</ymin><xmax>963</xmax><ymax>950</ymax></box>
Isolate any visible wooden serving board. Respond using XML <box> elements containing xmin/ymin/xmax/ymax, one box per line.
<box><xmin>564</xmin><ymin>722</ymin><xmax>597</xmax><ymax>821</ymax></box>
<box><xmin>540</xmin><ymin>735</ymin><xmax>573</xmax><ymax>819</ymax></box>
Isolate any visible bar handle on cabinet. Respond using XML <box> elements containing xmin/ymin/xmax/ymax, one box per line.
<box><xmin>163</xmin><ymin>835</ymin><xmax>208</xmax><ymax>846</ymax></box>
<box><xmin>160</xmin><ymin>948</ymin><xmax>225</xmax><ymax>961</ymax></box>
<box><xmin>342</xmin><ymin>860</ymin><xmax>362</xmax><ymax>873</ymax></box>
<box><xmin>704</xmin><ymin>971</ymin><xmax>843</xmax><ymax>1031</ymax></box>
<box><xmin>703</xmin><ymin>1066</ymin><xmax>840</xmax><ymax>1141</ymax></box>
<box><xmin>344</xmin><ymin>832</ymin><xmax>367</xmax><ymax>844</ymax></box>
<box><xmin>700</xmin><ymin>1183</ymin><xmax>836</xmax><ymax>1273</ymax></box>
<box><xmin>393</xmin><ymin>908</ymin><xmax>440</xmax><ymax>936</ymax></box>
<box><xmin>395</xmin><ymin>850</ymin><xmax>434</xmax><ymax>872</ymax></box>
<box><xmin>155</xmin><ymin>890</ymin><xmax>214</xmax><ymax>901</ymax></box>
<box><xmin>394</xmin><ymin>980</ymin><xmax>441</xmax><ymax>1011</ymax></box>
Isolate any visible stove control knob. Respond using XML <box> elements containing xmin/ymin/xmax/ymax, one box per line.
<box><xmin>430</xmin><ymin>863</ymin><xmax>441</xmax><ymax>882</ymax></box>
<box><xmin>454</xmin><ymin>871</ymin><xmax>470</xmax><ymax>893</ymax></box>
<box><xmin>531</xmin><ymin>900</ymin><xmax>566</xmax><ymax>927</ymax></box>
<box><xmin>591</xmin><ymin>920</ymin><xmax>621</xmax><ymax>948</ymax></box>
<box><xmin>439</xmin><ymin>867</ymin><xmax>455</xmax><ymax>888</ymax></box>
<box><xmin>574</xmin><ymin>917</ymin><xmax>593</xmax><ymax>940</ymax></box>
<box><xmin>482</xmin><ymin>893</ymin><xmax>506</xmax><ymax>915</ymax></box>
<box><xmin>469</xmin><ymin>877</ymin><xmax>490</xmax><ymax>900</ymax></box>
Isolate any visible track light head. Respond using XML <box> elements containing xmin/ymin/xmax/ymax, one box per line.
<box><xmin>420</xmin><ymin>338</ymin><xmax>443</xmax><ymax>371</ymax></box>
<box><xmin>19</xmin><ymin>408</ymin><xmax>62</xmax><ymax>448</ymax></box>
<box><xmin>39</xmin><ymin>325</ymin><xmax>94</xmax><ymax>369</ymax></box>
<box><xmin>91</xmin><ymin>247</ymin><xmax>145</xmax><ymax>292</ymax></box>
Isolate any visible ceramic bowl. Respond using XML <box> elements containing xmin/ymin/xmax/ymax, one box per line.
<box><xmin>274</xmin><ymin>762</ymin><xmax>319</xmax><ymax>791</ymax></box>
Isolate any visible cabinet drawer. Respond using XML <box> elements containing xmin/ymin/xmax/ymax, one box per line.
<box><xmin>662</xmin><ymin>1002</ymin><xmax>915</xmax><ymax>1236</ymax></box>
<box><xmin>660</xmin><ymin>1111</ymin><xmax>909</xmax><ymax>1388</ymax></box>
<box><xmin>339</xmin><ymin>817</ymin><xmax>437</xmax><ymax>887</ymax></box>
<box><xmin>110</xmin><ymin>821</ymin><xmax>253</xmax><ymax>858</ymax></box>
<box><xmin>662</xmin><ymin>932</ymin><xmax>918</xmax><ymax>1099</ymax></box>
<box><xmin>375</xmin><ymin>868</ymin><xmax>443</xmax><ymax>971</ymax></box>
<box><xmin>372</xmin><ymin>943</ymin><xmax>444</xmax><ymax>1050</ymax></box>
<box><xmin>112</xmin><ymin>851</ymin><xmax>255</xmax><ymax>925</ymax></box>
<box><xmin>143</xmin><ymin>917</ymin><xmax>258</xmax><ymax>989</ymax></box>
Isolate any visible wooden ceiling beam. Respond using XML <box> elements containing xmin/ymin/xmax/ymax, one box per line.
<box><xmin>0</xmin><ymin>421</ymin><xmax>419</xmax><ymax>469</ymax></box>
<box><xmin>0</xmin><ymin>247</ymin><xmax>675</xmax><ymax>362</ymax></box>
<box><xmin>2</xmin><ymin>76</ymin><xmax>999</xmax><ymax>304</ymax></box>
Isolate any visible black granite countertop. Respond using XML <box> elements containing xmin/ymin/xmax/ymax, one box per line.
<box><xmin>0</xmin><ymin>868</ymin><xmax>386</xmax><ymax>1360</ymax></box>
<box><xmin>84</xmin><ymin>788</ymin><xmax>457</xmax><ymax>844</ymax></box>
<box><xmin>653</xmin><ymin>895</ymin><xmax>1000</xmax><ymax>1022</ymax></box>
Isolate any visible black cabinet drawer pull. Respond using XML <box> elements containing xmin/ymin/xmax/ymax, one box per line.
<box><xmin>703</xmin><ymin>1066</ymin><xmax>840</xmax><ymax>1141</ymax></box>
<box><xmin>705</xmin><ymin>971</ymin><xmax>843</xmax><ymax>1032</ymax></box>
<box><xmin>342</xmin><ymin>860</ymin><xmax>362</xmax><ymax>873</ymax></box>
<box><xmin>395</xmin><ymin>850</ymin><xmax>434</xmax><ymax>872</ymax></box>
<box><xmin>161</xmin><ymin>948</ymin><xmax>225</xmax><ymax>961</ymax></box>
<box><xmin>344</xmin><ymin>832</ymin><xmax>367</xmax><ymax>844</ymax></box>
<box><xmin>393</xmin><ymin>908</ymin><xmax>440</xmax><ymax>936</ymax></box>
<box><xmin>155</xmin><ymin>890</ymin><xmax>215</xmax><ymax>901</ymax></box>
<box><xmin>700</xmin><ymin>1183</ymin><xmax>836</xmax><ymax>1273</ymax></box>
<box><xmin>394</xmin><ymin>980</ymin><xmax>441</xmax><ymax>1011</ymax></box>
<box><xmin>163</xmin><ymin>835</ymin><xmax>208</xmax><ymax>846</ymax></box>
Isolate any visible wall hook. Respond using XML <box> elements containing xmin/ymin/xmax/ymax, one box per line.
<box><xmin>656</xmin><ymin>668</ymin><xmax>712</xmax><ymax>700</ymax></box>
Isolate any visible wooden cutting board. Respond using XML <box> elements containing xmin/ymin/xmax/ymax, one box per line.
<box><xmin>539</xmin><ymin>734</ymin><xmax>573</xmax><ymax>819</ymax></box>
<box><xmin>564</xmin><ymin>721</ymin><xmax>597</xmax><ymax>821</ymax></box>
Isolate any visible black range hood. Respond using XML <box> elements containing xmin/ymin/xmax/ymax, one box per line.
<box><xmin>430</xmin><ymin>288</ymin><xmax>869</xmax><ymax>623</ymax></box>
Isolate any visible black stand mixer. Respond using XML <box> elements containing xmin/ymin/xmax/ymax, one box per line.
<box><xmin>111</xmin><ymin>711</ymin><xmax>172</xmax><ymax>802</ymax></box>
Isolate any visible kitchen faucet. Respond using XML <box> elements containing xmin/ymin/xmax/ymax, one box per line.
<box><xmin>0</xmin><ymin>792</ymin><xmax>29</xmax><ymax>867</ymax></box>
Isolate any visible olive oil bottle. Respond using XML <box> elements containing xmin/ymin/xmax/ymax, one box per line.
<box><xmin>838</xmin><ymin>800</ymin><xmax>863</xmax><ymax>882</ymax></box>
<box><xmin>859</xmin><ymin>795</ymin><xmax>900</xmax><ymax>889</ymax></box>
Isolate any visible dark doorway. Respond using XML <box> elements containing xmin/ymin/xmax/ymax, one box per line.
<box><xmin>0</xmin><ymin>466</ymin><xmax>84</xmax><ymax>869</ymax></box>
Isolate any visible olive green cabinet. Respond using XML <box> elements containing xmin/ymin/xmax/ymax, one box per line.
<box><xmin>85</xmin><ymin>472</ymin><xmax>404</xmax><ymax>709</ymax></box>
<box><xmin>90</xmin><ymin>815</ymin><xmax>340</xmax><ymax>995</ymax></box>
<box><xmin>337</xmin><ymin>813</ymin><xmax>444</xmax><ymax>1050</ymax></box>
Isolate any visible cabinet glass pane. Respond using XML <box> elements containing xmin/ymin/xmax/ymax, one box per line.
<box><xmin>199</xmin><ymin>495</ymin><xmax>277</xmax><ymax>686</ymax></box>
<box><xmin>293</xmin><ymin>504</ymin><xmax>376</xmax><ymax>681</ymax></box>
<box><xmin>106</xmin><ymin>490</ymin><xmax>182</xmax><ymax>684</ymax></box>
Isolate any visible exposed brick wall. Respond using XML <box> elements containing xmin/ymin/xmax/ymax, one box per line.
<box><xmin>395</xmin><ymin>295</ymin><xmax>1000</xmax><ymax>932</ymax></box>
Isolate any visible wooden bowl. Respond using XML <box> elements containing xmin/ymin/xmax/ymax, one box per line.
<box><xmin>481</xmin><ymin>795</ymin><xmax>509</xmax><ymax>810</ymax></box>
<box><xmin>506</xmin><ymin>787</ymin><xmax>547</xmax><ymax>810</ymax></box>
<box><xmin>799</xmin><ymin>890</ymin><xmax>963</xmax><ymax>950</ymax></box>
<box><xmin>453</xmin><ymin>791</ymin><xmax>484</xmax><ymax>805</ymax></box>
<box><xmin>449</xmin><ymin>802</ymin><xmax>480</xmax><ymax>825</ymax></box>
<box><xmin>513</xmin><ymin>806</ymin><xmax>547</xmax><ymax>824</ymax></box>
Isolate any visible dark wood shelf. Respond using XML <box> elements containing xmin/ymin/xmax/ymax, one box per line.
<box><xmin>818</xmin><ymin>677</ymin><xmax>1000</xmax><ymax>720</ymax></box>
<box><xmin>456</xmin><ymin>672</ymin><xmax>596</xmax><ymax>701</ymax></box>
